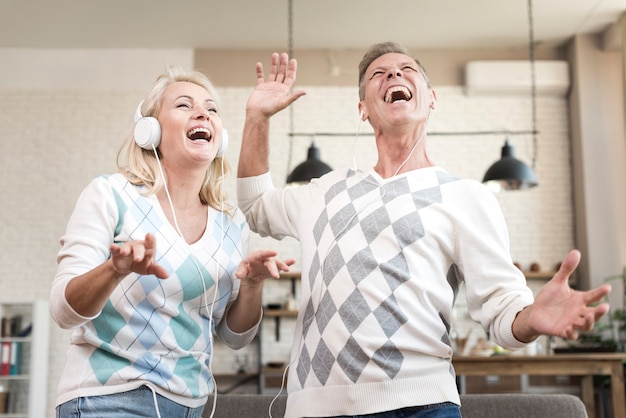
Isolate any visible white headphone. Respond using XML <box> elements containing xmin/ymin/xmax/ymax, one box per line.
<box><xmin>133</xmin><ymin>101</ymin><xmax>228</xmax><ymax>157</ymax></box>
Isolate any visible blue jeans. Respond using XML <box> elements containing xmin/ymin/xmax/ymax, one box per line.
<box><xmin>330</xmin><ymin>402</ymin><xmax>461</xmax><ymax>418</ymax></box>
<box><xmin>56</xmin><ymin>385</ymin><xmax>205</xmax><ymax>418</ymax></box>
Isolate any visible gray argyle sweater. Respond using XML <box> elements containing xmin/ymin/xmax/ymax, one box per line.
<box><xmin>237</xmin><ymin>166</ymin><xmax>533</xmax><ymax>417</ymax></box>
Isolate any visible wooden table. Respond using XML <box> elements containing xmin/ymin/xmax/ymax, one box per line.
<box><xmin>453</xmin><ymin>353</ymin><xmax>625</xmax><ymax>418</ymax></box>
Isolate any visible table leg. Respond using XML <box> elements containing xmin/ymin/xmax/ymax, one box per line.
<box><xmin>580</xmin><ymin>375</ymin><xmax>596</xmax><ymax>418</ymax></box>
<box><xmin>610</xmin><ymin>362</ymin><xmax>625</xmax><ymax>418</ymax></box>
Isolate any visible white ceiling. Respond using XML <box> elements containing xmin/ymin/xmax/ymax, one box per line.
<box><xmin>1</xmin><ymin>0</ymin><xmax>624</xmax><ymax>51</ymax></box>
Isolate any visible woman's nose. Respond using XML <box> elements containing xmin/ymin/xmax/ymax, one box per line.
<box><xmin>195</xmin><ymin>107</ymin><xmax>210</xmax><ymax>119</ymax></box>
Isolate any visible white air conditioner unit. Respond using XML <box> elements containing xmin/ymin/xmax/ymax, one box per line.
<box><xmin>465</xmin><ymin>60</ymin><xmax>570</xmax><ymax>96</ymax></box>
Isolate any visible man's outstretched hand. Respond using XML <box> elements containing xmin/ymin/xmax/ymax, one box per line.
<box><xmin>512</xmin><ymin>249</ymin><xmax>611</xmax><ymax>342</ymax></box>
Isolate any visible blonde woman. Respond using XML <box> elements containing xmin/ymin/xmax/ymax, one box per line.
<box><xmin>51</xmin><ymin>65</ymin><xmax>294</xmax><ymax>417</ymax></box>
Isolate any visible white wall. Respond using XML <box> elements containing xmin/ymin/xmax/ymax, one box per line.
<box><xmin>568</xmin><ymin>35</ymin><xmax>626</xmax><ymax>299</ymax></box>
<box><xmin>0</xmin><ymin>48</ymin><xmax>194</xmax><ymax>89</ymax></box>
<box><xmin>0</xmin><ymin>49</ymin><xmax>574</xmax><ymax>416</ymax></box>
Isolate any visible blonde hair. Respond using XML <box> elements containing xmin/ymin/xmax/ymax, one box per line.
<box><xmin>116</xmin><ymin>65</ymin><xmax>234</xmax><ymax>216</ymax></box>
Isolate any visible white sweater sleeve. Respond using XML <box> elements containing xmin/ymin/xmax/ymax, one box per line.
<box><xmin>215</xmin><ymin>305</ymin><xmax>262</xmax><ymax>349</ymax></box>
<box><xmin>455</xmin><ymin>182</ymin><xmax>534</xmax><ymax>349</ymax></box>
<box><xmin>237</xmin><ymin>172</ymin><xmax>298</xmax><ymax>239</ymax></box>
<box><xmin>50</xmin><ymin>177</ymin><xmax>117</xmax><ymax>329</ymax></box>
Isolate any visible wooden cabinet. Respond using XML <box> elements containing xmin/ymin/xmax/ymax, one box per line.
<box><xmin>0</xmin><ymin>299</ymin><xmax>49</xmax><ymax>418</ymax></box>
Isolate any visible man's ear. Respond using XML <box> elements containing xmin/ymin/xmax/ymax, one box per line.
<box><xmin>358</xmin><ymin>105</ymin><xmax>367</xmax><ymax>121</ymax></box>
<box><xmin>430</xmin><ymin>90</ymin><xmax>438</xmax><ymax>110</ymax></box>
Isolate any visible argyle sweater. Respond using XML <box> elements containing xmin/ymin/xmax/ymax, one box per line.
<box><xmin>51</xmin><ymin>173</ymin><xmax>254</xmax><ymax>408</ymax></box>
<box><xmin>237</xmin><ymin>166</ymin><xmax>534</xmax><ymax>418</ymax></box>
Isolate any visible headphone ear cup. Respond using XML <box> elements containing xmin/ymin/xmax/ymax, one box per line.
<box><xmin>134</xmin><ymin>116</ymin><xmax>161</xmax><ymax>149</ymax></box>
<box><xmin>133</xmin><ymin>101</ymin><xmax>161</xmax><ymax>150</ymax></box>
<box><xmin>216</xmin><ymin>128</ymin><xmax>228</xmax><ymax>157</ymax></box>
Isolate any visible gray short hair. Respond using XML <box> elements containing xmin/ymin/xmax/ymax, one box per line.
<box><xmin>358</xmin><ymin>41</ymin><xmax>431</xmax><ymax>100</ymax></box>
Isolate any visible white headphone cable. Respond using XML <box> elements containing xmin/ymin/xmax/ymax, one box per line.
<box><xmin>206</xmin><ymin>155</ymin><xmax>227</xmax><ymax>418</ymax></box>
<box><xmin>152</xmin><ymin>144</ymin><xmax>224</xmax><ymax>418</ymax></box>
<box><xmin>149</xmin><ymin>385</ymin><xmax>162</xmax><ymax>418</ymax></box>
<box><xmin>393</xmin><ymin>135</ymin><xmax>423</xmax><ymax>177</ymax></box>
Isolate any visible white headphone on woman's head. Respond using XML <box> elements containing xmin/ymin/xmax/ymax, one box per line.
<box><xmin>133</xmin><ymin>101</ymin><xmax>228</xmax><ymax>156</ymax></box>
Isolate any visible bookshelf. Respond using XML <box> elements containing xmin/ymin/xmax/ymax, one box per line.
<box><xmin>0</xmin><ymin>300</ymin><xmax>49</xmax><ymax>418</ymax></box>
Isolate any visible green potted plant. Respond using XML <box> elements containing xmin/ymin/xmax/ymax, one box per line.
<box><xmin>570</xmin><ymin>266</ymin><xmax>626</xmax><ymax>352</ymax></box>
<box><xmin>602</xmin><ymin>267</ymin><xmax>626</xmax><ymax>352</ymax></box>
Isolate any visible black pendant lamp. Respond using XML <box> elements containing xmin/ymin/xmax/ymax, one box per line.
<box><xmin>283</xmin><ymin>0</ymin><xmax>332</xmax><ymax>185</ymax></box>
<box><xmin>483</xmin><ymin>138</ymin><xmax>538</xmax><ymax>192</ymax></box>
<box><xmin>482</xmin><ymin>0</ymin><xmax>539</xmax><ymax>193</ymax></box>
<box><xmin>286</xmin><ymin>141</ymin><xmax>332</xmax><ymax>184</ymax></box>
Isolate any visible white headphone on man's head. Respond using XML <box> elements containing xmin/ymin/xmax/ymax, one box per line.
<box><xmin>133</xmin><ymin>101</ymin><xmax>228</xmax><ymax>157</ymax></box>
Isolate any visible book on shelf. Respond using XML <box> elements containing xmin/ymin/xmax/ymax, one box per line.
<box><xmin>0</xmin><ymin>317</ymin><xmax>11</xmax><ymax>338</ymax></box>
<box><xmin>9</xmin><ymin>342</ymin><xmax>20</xmax><ymax>375</ymax></box>
<box><xmin>0</xmin><ymin>382</ymin><xmax>8</xmax><ymax>414</ymax></box>
<box><xmin>1</xmin><ymin>315</ymin><xmax>24</xmax><ymax>338</ymax></box>
<box><xmin>0</xmin><ymin>315</ymin><xmax>27</xmax><ymax>376</ymax></box>
<box><xmin>0</xmin><ymin>341</ymin><xmax>10</xmax><ymax>376</ymax></box>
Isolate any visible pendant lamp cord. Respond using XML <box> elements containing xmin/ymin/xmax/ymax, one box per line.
<box><xmin>286</xmin><ymin>0</ymin><xmax>295</xmax><ymax>178</ymax></box>
<box><xmin>528</xmin><ymin>0</ymin><xmax>538</xmax><ymax>169</ymax></box>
